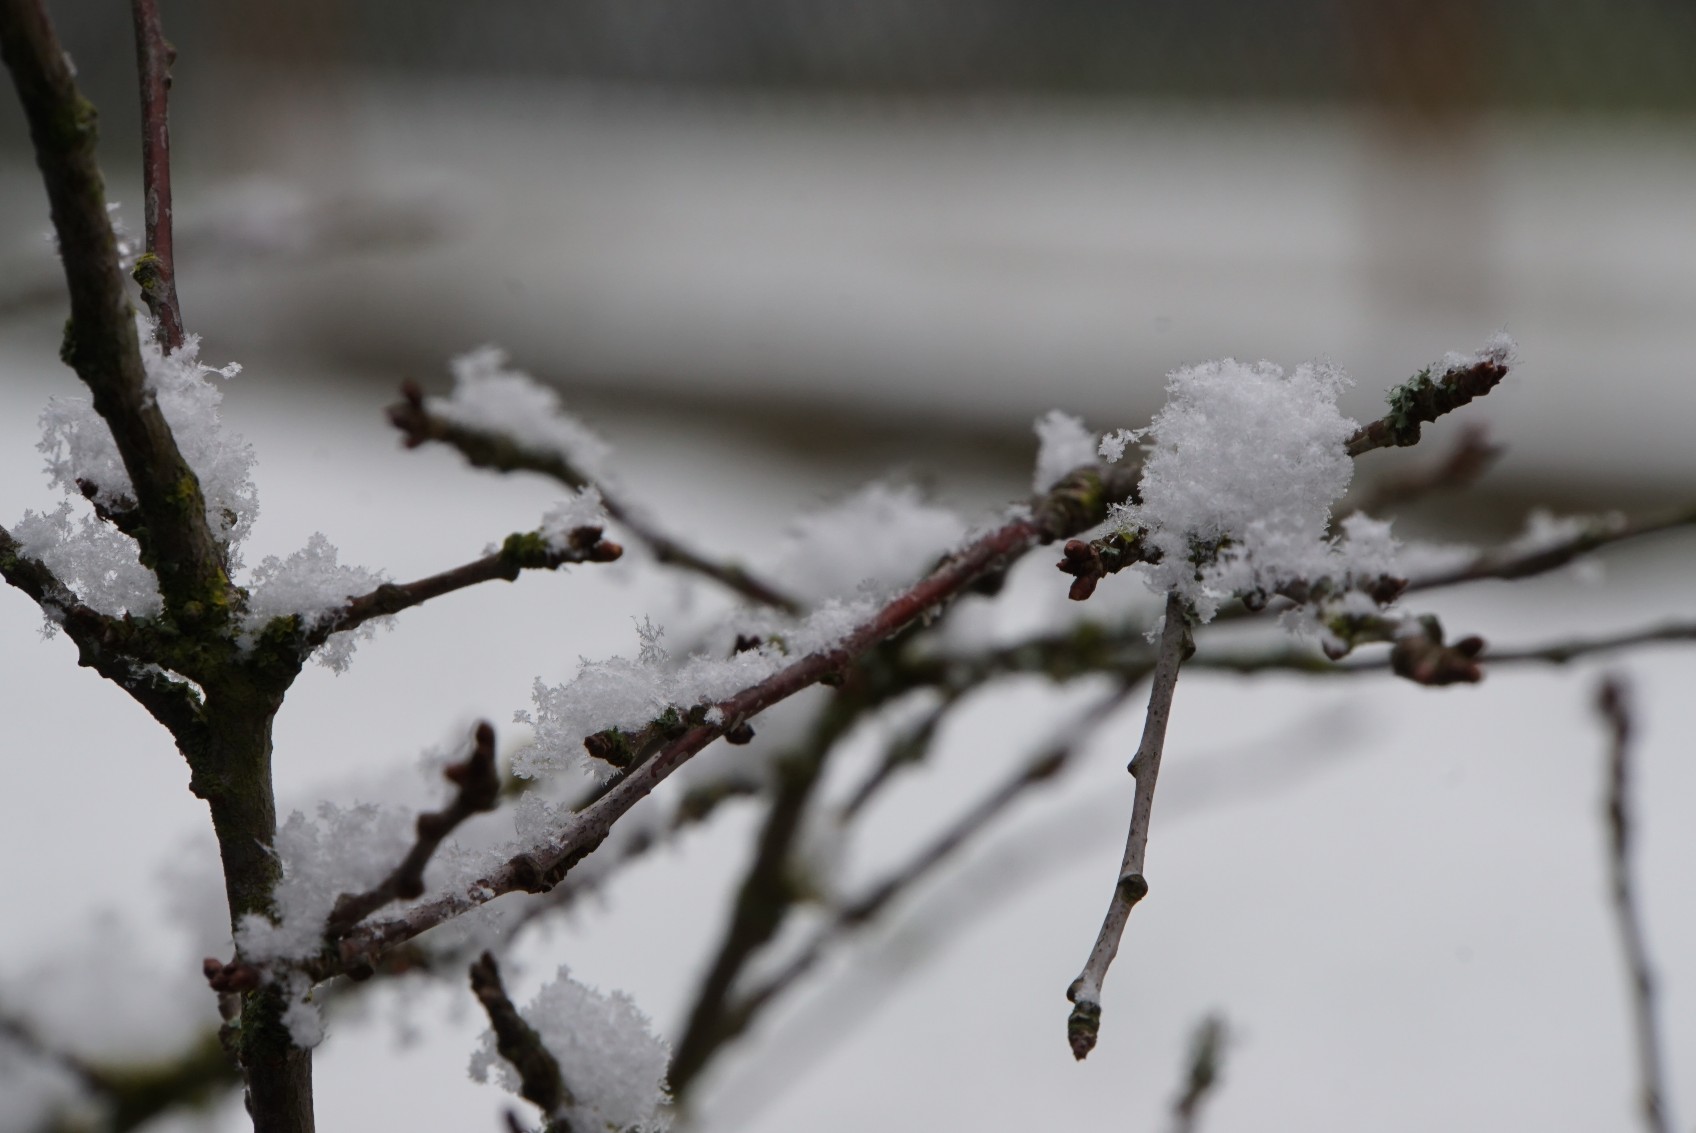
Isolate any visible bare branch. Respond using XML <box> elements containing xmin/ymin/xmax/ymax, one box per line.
<box><xmin>316</xmin><ymin>526</ymin><xmax>623</xmax><ymax>643</ymax></box>
<box><xmin>327</xmin><ymin>723</ymin><xmax>502</xmax><ymax>940</ymax></box>
<box><xmin>469</xmin><ymin>952</ymin><xmax>574</xmax><ymax>1130</ymax></box>
<box><xmin>1346</xmin><ymin>352</ymin><xmax>1511</xmax><ymax>458</ymax></box>
<box><xmin>387</xmin><ymin>383</ymin><xmax>802</xmax><ymax>613</ymax></box>
<box><xmin>1595</xmin><ymin>678</ymin><xmax>1675</xmax><ymax>1133</ymax></box>
<box><xmin>129</xmin><ymin>0</ymin><xmax>184</xmax><ymax>349</ymax></box>
<box><xmin>1169</xmin><ymin>1014</ymin><xmax>1229</xmax><ymax>1133</ymax></box>
<box><xmin>1066</xmin><ymin>593</ymin><xmax>1191</xmax><ymax>1060</ymax></box>
<box><xmin>0</xmin><ymin>0</ymin><xmax>227</xmax><ymax>621</ymax></box>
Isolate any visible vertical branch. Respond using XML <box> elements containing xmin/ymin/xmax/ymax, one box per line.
<box><xmin>1595</xmin><ymin>677</ymin><xmax>1674</xmax><ymax>1133</ymax></box>
<box><xmin>1168</xmin><ymin>1014</ymin><xmax>1228</xmax><ymax>1133</ymax></box>
<box><xmin>130</xmin><ymin>0</ymin><xmax>184</xmax><ymax>349</ymax></box>
<box><xmin>1065</xmin><ymin>592</ymin><xmax>1191</xmax><ymax>1060</ymax></box>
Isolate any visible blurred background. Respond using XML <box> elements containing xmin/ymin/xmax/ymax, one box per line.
<box><xmin>2</xmin><ymin>2</ymin><xmax>1693</xmax><ymax>1131</ymax></box>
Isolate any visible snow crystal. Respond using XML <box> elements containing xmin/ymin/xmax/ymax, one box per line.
<box><xmin>1031</xmin><ymin>410</ymin><xmax>1098</xmax><ymax>493</ymax></box>
<box><xmin>1097</xmin><ymin>427</ymin><xmax>1146</xmax><ymax>463</ymax></box>
<box><xmin>1113</xmin><ymin>358</ymin><xmax>1396</xmax><ymax>620</ymax></box>
<box><xmin>432</xmin><ymin>346</ymin><xmax>612</xmax><ymax>482</ymax></box>
<box><xmin>771</xmin><ymin>483</ymin><xmax>967</xmax><ymax>605</ymax></box>
<box><xmin>518</xmin><ymin>598</ymin><xmax>876</xmax><ymax>779</ymax></box>
<box><xmin>469</xmin><ymin>964</ymin><xmax>671</xmax><ymax>1132</ymax></box>
<box><xmin>538</xmin><ymin>487</ymin><xmax>610</xmax><ymax>551</ymax></box>
<box><xmin>242</xmin><ymin>534</ymin><xmax>389</xmax><ymax>671</ymax></box>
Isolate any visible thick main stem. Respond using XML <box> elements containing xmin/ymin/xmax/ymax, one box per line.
<box><xmin>192</xmin><ymin>687</ymin><xmax>314</xmax><ymax>1133</ymax></box>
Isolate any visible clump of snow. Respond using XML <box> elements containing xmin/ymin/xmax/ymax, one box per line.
<box><xmin>1113</xmin><ymin>358</ymin><xmax>1397</xmax><ymax>620</ymax></box>
<box><xmin>539</xmin><ymin>487</ymin><xmax>610</xmax><ymax>551</ymax></box>
<box><xmin>15</xmin><ymin>315</ymin><xmax>258</xmax><ymax>622</ymax></box>
<box><xmin>38</xmin><ymin>315</ymin><xmax>256</xmax><ymax>554</ymax></box>
<box><xmin>771</xmin><ymin>483</ymin><xmax>967</xmax><ymax>605</ymax></box>
<box><xmin>431</xmin><ymin>346</ymin><xmax>612</xmax><ymax>482</ymax></box>
<box><xmin>518</xmin><ymin>600</ymin><xmax>875</xmax><ymax>779</ymax></box>
<box><xmin>10</xmin><ymin>502</ymin><xmax>163</xmax><ymax>619</ymax></box>
<box><xmin>235</xmin><ymin>801</ymin><xmax>416</xmax><ymax>965</ymax></box>
<box><xmin>469</xmin><ymin>964</ymin><xmax>671</xmax><ymax>1132</ymax></box>
<box><xmin>1031</xmin><ymin>410</ymin><xmax>1098</xmax><ymax>493</ymax></box>
<box><xmin>242</xmin><ymin>534</ymin><xmax>389</xmax><ymax>671</ymax></box>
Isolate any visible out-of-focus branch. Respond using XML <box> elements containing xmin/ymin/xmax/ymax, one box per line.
<box><xmin>314</xmin><ymin>526</ymin><xmax>623</xmax><ymax>643</ymax></box>
<box><xmin>326</xmin><ymin>723</ymin><xmax>501</xmax><ymax>940</ymax></box>
<box><xmin>468</xmin><ymin>953</ymin><xmax>573</xmax><ymax>1132</ymax></box>
<box><xmin>727</xmin><ymin>683</ymin><xmax>1139</xmax><ymax>1045</ymax></box>
<box><xmin>1403</xmin><ymin>505</ymin><xmax>1696</xmax><ymax>594</ymax></box>
<box><xmin>1168</xmin><ymin>1014</ymin><xmax>1229</xmax><ymax>1133</ymax></box>
<box><xmin>1193</xmin><ymin>621</ymin><xmax>1696</xmax><ymax>678</ymax></box>
<box><xmin>387</xmin><ymin>384</ymin><xmax>802</xmax><ymax>614</ymax></box>
<box><xmin>0</xmin><ymin>0</ymin><xmax>225</xmax><ymax>621</ymax></box>
<box><xmin>128</xmin><ymin>0</ymin><xmax>183</xmax><ymax>349</ymax></box>
<box><xmin>1346</xmin><ymin>352</ymin><xmax>1511</xmax><ymax>458</ymax></box>
<box><xmin>327</xmin><ymin>481</ymin><xmax>1133</xmax><ymax>978</ymax></box>
<box><xmin>1066</xmin><ymin>593</ymin><xmax>1191</xmax><ymax>1060</ymax></box>
<box><xmin>1347</xmin><ymin>423</ymin><xmax>1501</xmax><ymax>514</ymax></box>
<box><xmin>1595</xmin><ymin>678</ymin><xmax>1674</xmax><ymax>1133</ymax></box>
<box><xmin>1</xmin><ymin>1010</ymin><xmax>237</xmax><ymax>1133</ymax></box>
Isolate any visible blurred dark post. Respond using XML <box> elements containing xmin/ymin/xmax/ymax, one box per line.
<box><xmin>1343</xmin><ymin>0</ymin><xmax>1496</xmax><ymax>320</ymax></box>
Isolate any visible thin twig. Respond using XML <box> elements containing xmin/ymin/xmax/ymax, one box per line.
<box><xmin>129</xmin><ymin>0</ymin><xmax>183</xmax><ymax>349</ymax></box>
<box><xmin>1066</xmin><ymin>592</ymin><xmax>1191</xmax><ymax>1060</ymax></box>
<box><xmin>315</xmin><ymin>525</ymin><xmax>623</xmax><ymax>643</ymax></box>
<box><xmin>1169</xmin><ymin>1014</ymin><xmax>1229</xmax><ymax>1133</ymax></box>
<box><xmin>326</xmin><ymin>723</ymin><xmax>502</xmax><ymax>939</ymax></box>
<box><xmin>469</xmin><ymin>952</ymin><xmax>573</xmax><ymax>1130</ymax></box>
<box><xmin>1595</xmin><ymin>678</ymin><xmax>1674</xmax><ymax>1133</ymax></box>
<box><xmin>387</xmin><ymin>384</ymin><xmax>802</xmax><ymax>613</ymax></box>
<box><xmin>1346</xmin><ymin>353</ymin><xmax>1511</xmax><ymax>458</ymax></box>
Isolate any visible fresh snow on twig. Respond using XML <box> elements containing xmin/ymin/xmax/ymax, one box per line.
<box><xmin>469</xmin><ymin>966</ymin><xmax>671</xmax><ymax>1131</ymax></box>
<box><xmin>770</xmin><ymin>482</ymin><xmax>967</xmax><ymax>605</ymax></box>
<box><xmin>241</xmin><ymin>534</ymin><xmax>390</xmax><ymax>671</ymax></box>
<box><xmin>1113</xmin><ymin>358</ymin><xmax>1397</xmax><ymax>620</ymax></box>
<box><xmin>431</xmin><ymin>346</ymin><xmax>612</xmax><ymax>481</ymax></box>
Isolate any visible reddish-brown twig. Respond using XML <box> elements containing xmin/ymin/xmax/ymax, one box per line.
<box><xmin>129</xmin><ymin>0</ymin><xmax>184</xmax><ymax>349</ymax></box>
<box><xmin>326</xmin><ymin>723</ymin><xmax>503</xmax><ymax>940</ymax></box>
